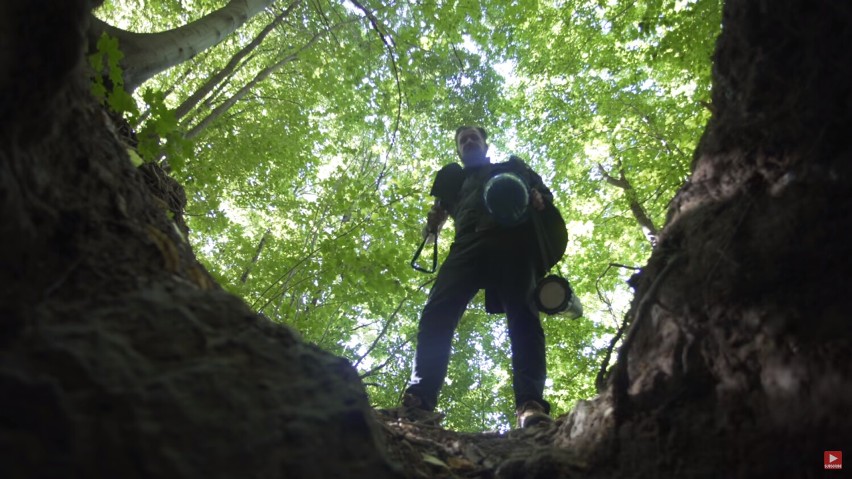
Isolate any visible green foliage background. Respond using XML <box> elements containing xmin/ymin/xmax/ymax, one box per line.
<box><xmin>95</xmin><ymin>0</ymin><xmax>721</xmax><ymax>432</ymax></box>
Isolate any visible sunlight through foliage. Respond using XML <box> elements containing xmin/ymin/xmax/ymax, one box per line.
<box><xmin>95</xmin><ymin>0</ymin><xmax>721</xmax><ymax>431</ymax></box>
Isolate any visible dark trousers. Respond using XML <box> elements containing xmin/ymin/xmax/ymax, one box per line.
<box><xmin>405</xmin><ymin>226</ymin><xmax>550</xmax><ymax>414</ymax></box>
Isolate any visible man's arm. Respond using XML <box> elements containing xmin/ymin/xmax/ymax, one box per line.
<box><xmin>422</xmin><ymin>198</ymin><xmax>449</xmax><ymax>241</ymax></box>
<box><xmin>510</xmin><ymin>156</ymin><xmax>554</xmax><ymax>210</ymax></box>
<box><xmin>422</xmin><ymin>163</ymin><xmax>462</xmax><ymax>240</ymax></box>
<box><xmin>530</xmin><ymin>189</ymin><xmax>547</xmax><ymax>211</ymax></box>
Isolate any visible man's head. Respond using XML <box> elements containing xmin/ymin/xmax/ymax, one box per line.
<box><xmin>455</xmin><ymin>126</ymin><xmax>489</xmax><ymax>166</ymax></box>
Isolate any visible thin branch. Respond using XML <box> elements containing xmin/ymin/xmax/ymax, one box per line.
<box><xmin>450</xmin><ymin>43</ymin><xmax>466</xmax><ymax>71</ymax></box>
<box><xmin>309</xmin><ymin>0</ymin><xmax>342</xmax><ymax>45</ymax></box>
<box><xmin>596</xmin><ymin>163</ymin><xmax>630</xmax><ymax>189</ymax></box>
<box><xmin>185</xmin><ymin>21</ymin><xmax>354</xmax><ymax>139</ymax></box>
<box><xmin>359</xmin><ymin>338</ymin><xmax>412</xmax><ymax>379</ymax></box>
<box><xmin>595</xmin><ymin>315</ymin><xmax>626</xmax><ymax>390</ymax></box>
<box><xmin>620</xmin><ymin>101</ymin><xmax>692</xmax><ymax>160</ymax></box>
<box><xmin>266</xmin><ymin>272</ymin><xmax>318</xmax><ymax>316</ymax></box>
<box><xmin>175</xmin><ymin>0</ymin><xmax>302</xmax><ymax>121</ymax></box>
<box><xmin>318</xmin><ymin>303</ymin><xmax>346</xmax><ymax>346</ymax></box>
<box><xmin>240</xmin><ymin>229</ymin><xmax>271</xmax><ymax>284</ymax></box>
<box><xmin>184</xmin><ymin>54</ymin><xmax>295</xmax><ymax>139</ymax></box>
<box><xmin>347</xmin><ymin>0</ymin><xmax>402</xmax><ymax>148</ymax></box>
<box><xmin>246</xmin><ymin>93</ymin><xmax>305</xmax><ymax>107</ymax></box>
<box><xmin>594</xmin><ymin>261</ymin><xmax>642</xmax><ymax>334</ymax></box>
<box><xmin>250</xmin><ymin>192</ymin><xmax>411</xmax><ymax>311</ymax></box>
<box><xmin>595</xmin><ymin>262</ymin><xmax>642</xmax><ymax>305</ymax></box>
<box><xmin>354</xmin><ymin>277</ymin><xmax>436</xmax><ymax>367</ymax></box>
<box><xmin>350</xmin><ymin>318</ymin><xmax>382</xmax><ymax>332</ymax></box>
<box><xmin>596</xmin><ymin>163</ymin><xmax>659</xmax><ymax>239</ymax></box>
<box><xmin>199</xmin><ymin>59</ymin><xmax>246</xmax><ymax>110</ymax></box>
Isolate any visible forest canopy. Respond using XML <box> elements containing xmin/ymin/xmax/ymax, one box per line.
<box><xmin>92</xmin><ymin>0</ymin><xmax>721</xmax><ymax>431</ymax></box>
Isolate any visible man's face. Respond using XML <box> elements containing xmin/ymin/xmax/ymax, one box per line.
<box><xmin>456</xmin><ymin>128</ymin><xmax>488</xmax><ymax>166</ymax></box>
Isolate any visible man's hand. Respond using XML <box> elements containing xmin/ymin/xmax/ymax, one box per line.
<box><xmin>530</xmin><ymin>189</ymin><xmax>546</xmax><ymax>211</ymax></box>
<box><xmin>422</xmin><ymin>201</ymin><xmax>449</xmax><ymax>241</ymax></box>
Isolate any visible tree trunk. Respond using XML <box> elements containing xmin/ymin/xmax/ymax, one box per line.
<box><xmin>0</xmin><ymin>2</ymin><xmax>398</xmax><ymax>478</ymax></box>
<box><xmin>557</xmin><ymin>0</ymin><xmax>852</xmax><ymax>476</ymax></box>
<box><xmin>89</xmin><ymin>0</ymin><xmax>276</xmax><ymax>91</ymax></box>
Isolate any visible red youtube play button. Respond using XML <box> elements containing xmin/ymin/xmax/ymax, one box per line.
<box><xmin>825</xmin><ymin>451</ymin><xmax>842</xmax><ymax>470</ymax></box>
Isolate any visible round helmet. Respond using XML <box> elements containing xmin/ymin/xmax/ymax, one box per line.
<box><xmin>483</xmin><ymin>172</ymin><xmax>529</xmax><ymax>226</ymax></box>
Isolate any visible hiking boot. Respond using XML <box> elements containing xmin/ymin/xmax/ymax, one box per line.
<box><xmin>516</xmin><ymin>400</ymin><xmax>552</xmax><ymax>428</ymax></box>
<box><xmin>392</xmin><ymin>393</ymin><xmax>444</xmax><ymax>425</ymax></box>
<box><xmin>402</xmin><ymin>393</ymin><xmax>424</xmax><ymax>408</ymax></box>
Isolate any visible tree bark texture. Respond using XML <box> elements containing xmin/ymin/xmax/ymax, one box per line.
<box><xmin>89</xmin><ymin>0</ymin><xmax>276</xmax><ymax>91</ymax></box>
<box><xmin>560</xmin><ymin>0</ymin><xmax>852</xmax><ymax>476</ymax></box>
<box><xmin>0</xmin><ymin>2</ymin><xmax>398</xmax><ymax>478</ymax></box>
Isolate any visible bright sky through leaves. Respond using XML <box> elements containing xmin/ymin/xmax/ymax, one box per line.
<box><xmin>95</xmin><ymin>0</ymin><xmax>721</xmax><ymax>431</ymax></box>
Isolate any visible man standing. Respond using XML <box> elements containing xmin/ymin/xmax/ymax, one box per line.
<box><xmin>403</xmin><ymin>126</ymin><xmax>558</xmax><ymax>428</ymax></box>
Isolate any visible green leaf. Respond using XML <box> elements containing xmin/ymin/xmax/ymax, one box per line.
<box><xmin>91</xmin><ymin>0</ymin><xmax>722</xmax><ymax>431</ymax></box>
<box><xmin>127</xmin><ymin>148</ymin><xmax>144</xmax><ymax>167</ymax></box>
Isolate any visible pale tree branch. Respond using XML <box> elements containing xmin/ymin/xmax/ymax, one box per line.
<box><xmin>175</xmin><ymin>0</ymin><xmax>301</xmax><ymax>121</ymax></box>
<box><xmin>251</xmin><ymin>192</ymin><xmax>412</xmax><ymax>311</ymax></box>
<box><xmin>240</xmin><ymin>229</ymin><xmax>271</xmax><ymax>284</ymax></box>
<box><xmin>89</xmin><ymin>0</ymin><xmax>277</xmax><ymax>91</ymax></box>
<box><xmin>347</xmin><ymin>0</ymin><xmax>403</xmax><ymax>151</ymax></box>
<box><xmin>184</xmin><ymin>21</ymin><xmax>352</xmax><ymax>140</ymax></box>
<box><xmin>354</xmin><ymin>277</ymin><xmax>436</xmax><ymax>367</ymax></box>
<box><xmin>184</xmin><ymin>52</ymin><xmax>296</xmax><ymax>139</ymax></box>
<box><xmin>596</xmin><ymin>163</ymin><xmax>659</xmax><ymax>240</ymax></box>
<box><xmin>199</xmin><ymin>57</ymin><xmax>254</xmax><ymax>111</ymax></box>
<box><xmin>358</xmin><ymin>337</ymin><xmax>412</xmax><ymax>380</ymax></box>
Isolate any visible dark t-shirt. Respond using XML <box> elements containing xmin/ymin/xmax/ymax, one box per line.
<box><xmin>430</xmin><ymin>156</ymin><xmax>554</xmax><ymax>238</ymax></box>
